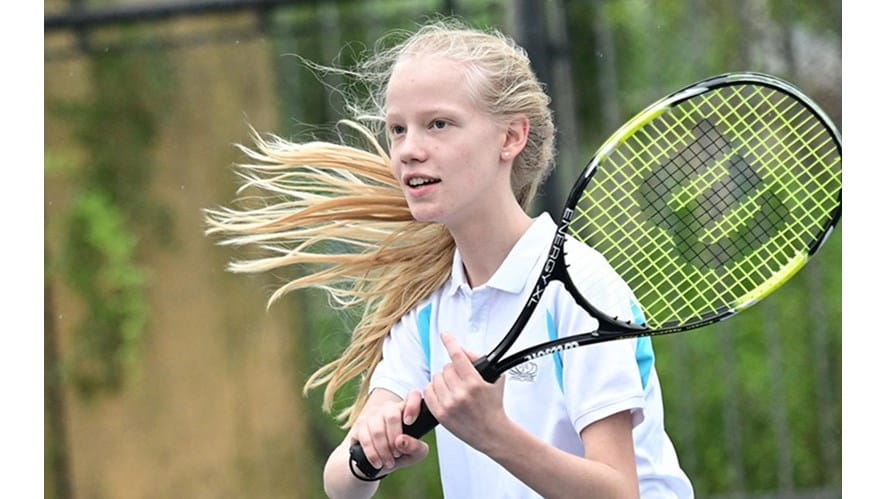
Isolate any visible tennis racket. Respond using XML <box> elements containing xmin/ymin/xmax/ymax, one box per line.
<box><xmin>350</xmin><ymin>72</ymin><xmax>842</xmax><ymax>478</ymax></box>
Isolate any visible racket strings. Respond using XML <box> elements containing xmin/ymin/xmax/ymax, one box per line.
<box><xmin>695</xmin><ymin>86</ymin><xmax>839</xmax><ymax>222</ymax></box>
<box><xmin>693</xmin><ymin>87</ymin><xmax>840</xmax><ymax>287</ymax></box>
<box><xmin>570</xmin><ymin>82</ymin><xmax>840</xmax><ymax>329</ymax></box>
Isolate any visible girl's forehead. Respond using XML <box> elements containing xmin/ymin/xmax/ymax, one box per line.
<box><xmin>389</xmin><ymin>54</ymin><xmax>469</xmax><ymax>81</ymax></box>
<box><xmin>385</xmin><ymin>55</ymin><xmax>483</xmax><ymax>109</ymax></box>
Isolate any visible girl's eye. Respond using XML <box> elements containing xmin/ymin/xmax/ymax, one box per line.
<box><xmin>390</xmin><ymin>125</ymin><xmax>405</xmax><ymax>136</ymax></box>
<box><xmin>431</xmin><ymin>120</ymin><xmax>448</xmax><ymax>130</ymax></box>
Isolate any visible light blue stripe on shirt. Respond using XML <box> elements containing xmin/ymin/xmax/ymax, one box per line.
<box><xmin>629</xmin><ymin>299</ymin><xmax>654</xmax><ymax>389</ymax></box>
<box><xmin>418</xmin><ymin>304</ymin><xmax>432</xmax><ymax>365</ymax></box>
<box><xmin>546</xmin><ymin>301</ymin><xmax>654</xmax><ymax>391</ymax></box>
<box><xmin>546</xmin><ymin>310</ymin><xmax>565</xmax><ymax>392</ymax></box>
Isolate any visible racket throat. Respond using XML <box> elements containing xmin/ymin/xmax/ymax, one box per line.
<box><xmin>472</xmin><ymin>356</ymin><xmax>499</xmax><ymax>383</ymax></box>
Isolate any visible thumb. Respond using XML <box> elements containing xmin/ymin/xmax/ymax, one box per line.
<box><xmin>396</xmin><ymin>434</ymin><xmax>429</xmax><ymax>457</ymax></box>
<box><xmin>393</xmin><ymin>435</ymin><xmax>429</xmax><ymax>470</ymax></box>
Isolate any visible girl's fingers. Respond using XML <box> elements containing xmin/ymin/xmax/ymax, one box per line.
<box><xmin>353</xmin><ymin>424</ymin><xmax>382</xmax><ymax>470</ymax></box>
<box><xmin>403</xmin><ymin>389</ymin><xmax>423</xmax><ymax>426</ymax></box>
<box><xmin>396</xmin><ymin>434</ymin><xmax>429</xmax><ymax>458</ymax></box>
<box><xmin>440</xmin><ymin>332</ymin><xmax>479</xmax><ymax>378</ymax></box>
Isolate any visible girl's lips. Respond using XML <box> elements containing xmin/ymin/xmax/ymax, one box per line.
<box><xmin>406</xmin><ymin>179</ymin><xmax>440</xmax><ymax>197</ymax></box>
<box><xmin>404</xmin><ymin>174</ymin><xmax>440</xmax><ymax>186</ymax></box>
<box><xmin>403</xmin><ymin>175</ymin><xmax>441</xmax><ymax>197</ymax></box>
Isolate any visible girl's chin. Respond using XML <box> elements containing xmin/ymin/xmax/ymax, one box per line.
<box><xmin>408</xmin><ymin>210</ymin><xmax>440</xmax><ymax>223</ymax></box>
<box><xmin>406</xmin><ymin>201</ymin><xmax>440</xmax><ymax>222</ymax></box>
<box><xmin>408</xmin><ymin>208</ymin><xmax>456</xmax><ymax>227</ymax></box>
<box><xmin>407</xmin><ymin>201</ymin><xmax>471</xmax><ymax>229</ymax></box>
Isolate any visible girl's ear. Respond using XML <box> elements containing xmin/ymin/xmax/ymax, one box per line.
<box><xmin>500</xmin><ymin>115</ymin><xmax>530</xmax><ymax>162</ymax></box>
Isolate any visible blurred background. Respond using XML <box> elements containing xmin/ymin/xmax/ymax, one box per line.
<box><xmin>44</xmin><ymin>0</ymin><xmax>841</xmax><ymax>497</ymax></box>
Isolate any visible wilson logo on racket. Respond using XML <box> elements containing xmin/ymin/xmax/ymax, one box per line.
<box><xmin>638</xmin><ymin>119</ymin><xmax>788</xmax><ymax>270</ymax></box>
<box><xmin>523</xmin><ymin>341</ymin><xmax>579</xmax><ymax>362</ymax></box>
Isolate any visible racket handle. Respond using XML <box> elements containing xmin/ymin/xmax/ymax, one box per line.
<box><xmin>348</xmin><ymin>357</ymin><xmax>496</xmax><ymax>478</ymax></box>
<box><xmin>348</xmin><ymin>399</ymin><xmax>439</xmax><ymax>479</ymax></box>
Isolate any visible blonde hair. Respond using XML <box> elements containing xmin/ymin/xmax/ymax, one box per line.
<box><xmin>205</xmin><ymin>19</ymin><xmax>556</xmax><ymax>426</ymax></box>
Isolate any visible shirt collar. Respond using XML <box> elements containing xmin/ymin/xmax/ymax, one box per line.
<box><xmin>445</xmin><ymin>213</ymin><xmax>556</xmax><ymax>296</ymax></box>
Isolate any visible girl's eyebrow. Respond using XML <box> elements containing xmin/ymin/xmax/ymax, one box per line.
<box><xmin>386</xmin><ymin>105</ymin><xmax>463</xmax><ymax>122</ymax></box>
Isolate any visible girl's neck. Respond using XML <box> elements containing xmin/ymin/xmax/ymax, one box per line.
<box><xmin>448</xmin><ymin>199</ymin><xmax>533</xmax><ymax>289</ymax></box>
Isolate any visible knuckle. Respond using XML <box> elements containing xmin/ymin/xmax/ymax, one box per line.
<box><xmin>435</xmin><ymin>408</ymin><xmax>449</xmax><ymax>423</ymax></box>
<box><xmin>452</xmin><ymin>391</ymin><xmax>467</xmax><ymax>407</ymax></box>
<box><xmin>355</xmin><ymin>424</ymin><xmax>370</xmax><ymax>441</ymax></box>
<box><xmin>465</xmin><ymin>382</ymin><xmax>481</xmax><ymax>396</ymax></box>
<box><xmin>369</xmin><ymin>426</ymin><xmax>386</xmax><ymax>440</ymax></box>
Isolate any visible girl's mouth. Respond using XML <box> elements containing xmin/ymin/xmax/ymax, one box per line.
<box><xmin>406</xmin><ymin>176</ymin><xmax>441</xmax><ymax>189</ymax></box>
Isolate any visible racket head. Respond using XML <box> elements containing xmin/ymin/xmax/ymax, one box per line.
<box><xmin>564</xmin><ymin>72</ymin><xmax>841</xmax><ymax>334</ymax></box>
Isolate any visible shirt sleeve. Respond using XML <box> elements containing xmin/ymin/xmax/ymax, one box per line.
<box><xmin>368</xmin><ymin>304</ymin><xmax>431</xmax><ymax>400</ymax></box>
<box><xmin>559</xmin><ymin>240</ymin><xmax>647</xmax><ymax>433</ymax></box>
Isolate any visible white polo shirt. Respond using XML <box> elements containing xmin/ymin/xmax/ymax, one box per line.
<box><xmin>369</xmin><ymin>213</ymin><xmax>693</xmax><ymax>498</ymax></box>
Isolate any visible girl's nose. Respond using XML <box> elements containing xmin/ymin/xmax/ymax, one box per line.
<box><xmin>397</xmin><ymin>131</ymin><xmax>429</xmax><ymax>164</ymax></box>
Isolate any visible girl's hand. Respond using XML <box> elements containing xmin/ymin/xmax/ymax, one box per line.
<box><xmin>349</xmin><ymin>389</ymin><xmax>429</xmax><ymax>475</ymax></box>
<box><xmin>423</xmin><ymin>332</ymin><xmax>507</xmax><ymax>452</ymax></box>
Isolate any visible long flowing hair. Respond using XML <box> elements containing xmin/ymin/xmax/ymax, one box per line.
<box><xmin>205</xmin><ymin>19</ymin><xmax>555</xmax><ymax>426</ymax></box>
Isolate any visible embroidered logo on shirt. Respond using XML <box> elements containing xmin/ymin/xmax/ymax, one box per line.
<box><xmin>507</xmin><ymin>362</ymin><xmax>538</xmax><ymax>382</ymax></box>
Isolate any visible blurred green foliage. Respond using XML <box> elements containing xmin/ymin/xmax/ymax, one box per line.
<box><xmin>62</xmin><ymin>189</ymin><xmax>149</xmax><ymax>395</ymax></box>
<box><xmin>48</xmin><ymin>44</ymin><xmax>175</xmax><ymax>397</ymax></box>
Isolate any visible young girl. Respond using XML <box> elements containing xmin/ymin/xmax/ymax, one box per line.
<box><xmin>207</xmin><ymin>19</ymin><xmax>692</xmax><ymax>499</ymax></box>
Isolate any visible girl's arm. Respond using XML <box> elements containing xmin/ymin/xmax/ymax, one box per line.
<box><xmin>481</xmin><ymin>410</ymin><xmax>639</xmax><ymax>498</ymax></box>
<box><xmin>323</xmin><ymin>388</ymin><xmax>429</xmax><ymax>499</ymax></box>
<box><xmin>424</xmin><ymin>332</ymin><xmax>639</xmax><ymax>499</ymax></box>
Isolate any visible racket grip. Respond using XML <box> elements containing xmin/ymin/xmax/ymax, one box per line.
<box><xmin>348</xmin><ymin>399</ymin><xmax>439</xmax><ymax>479</ymax></box>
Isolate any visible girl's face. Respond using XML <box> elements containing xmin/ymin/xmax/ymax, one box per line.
<box><xmin>385</xmin><ymin>55</ymin><xmax>514</xmax><ymax>231</ymax></box>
